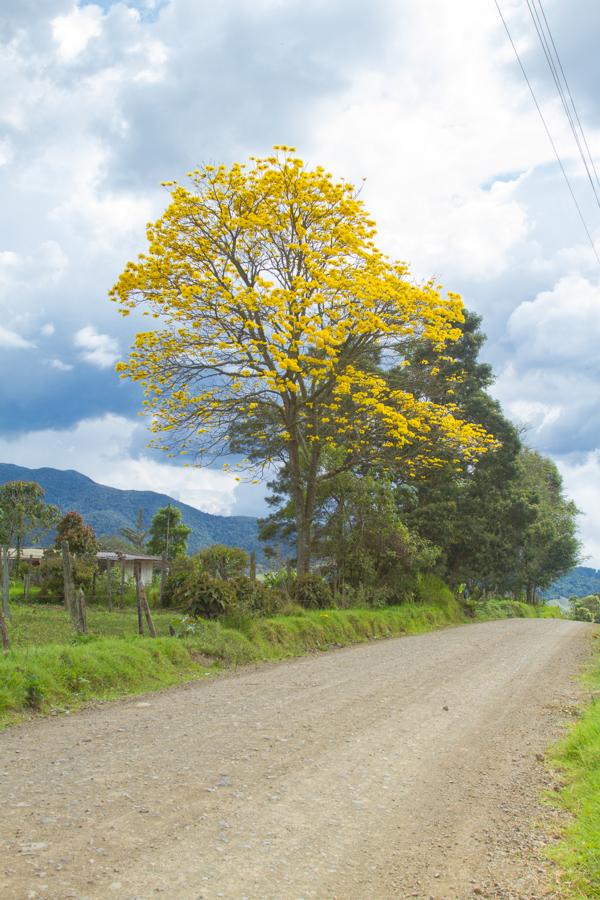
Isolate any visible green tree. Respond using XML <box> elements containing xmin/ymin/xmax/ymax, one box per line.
<box><xmin>0</xmin><ymin>481</ymin><xmax>59</xmax><ymax>566</ymax></box>
<box><xmin>512</xmin><ymin>450</ymin><xmax>580</xmax><ymax>603</ymax></box>
<box><xmin>147</xmin><ymin>506</ymin><xmax>191</xmax><ymax>559</ymax></box>
<box><xmin>55</xmin><ymin>511</ymin><xmax>98</xmax><ymax>557</ymax></box>
<box><xmin>119</xmin><ymin>509</ymin><xmax>149</xmax><ymax>552</ymax></box>
<box><xmin>394</xmin><ymin>311</ymin><xmax>526</xmax><ymax>592</ymax></box>
<box><xmin>196</xmin><ymin>544</ymin><xmax>249</xmax><ymax>580</ymax></box>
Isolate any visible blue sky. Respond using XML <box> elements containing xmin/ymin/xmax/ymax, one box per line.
<box><xmin>1</xmin><ymin>0</ymin><xmax>600</xmax><ymax>562</ymax></box>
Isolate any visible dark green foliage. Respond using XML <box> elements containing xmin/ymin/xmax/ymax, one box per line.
<box><xmin>147</xmin><ymin>505</ymin><xmax>191</xmax><ymax>558</ymax></box>
<box><xmin>0</xmin><ymin>479</ymin><xmax>59</xmax><ymax>549</ymax></box>
<box><xmin>162</xmin><ymin>557</ymin><xmax>199</xmax><ymax>608</ymax></box>
<box><xmin>196</xmin><ymin>544</ymin><xmax>249</xmax><ymax>580</ymax></box>
<box><xmin>569</xmin><ymin>595</ymin><xmax>600</xmax><ymax>623</ymax></box>
<box><xmin>38</xmin><ymin>554</ymin><xmax>96</xmax><ymax>602</ymax></box>
<box><xmin>291</xmin><ymin>574</ymin><xmax>332</xmax><ymax>609</ymax></box>
<box><xmin>163</xmin><ymin>557</ymin><xmax>236</xmax><ymax>618</ymax></box>
<box><xmin>0</xmin><ymin>463</ymin><xmax>261</xmax><ymax>557</ymax></box>
<box><xmin>187</xmin><ymin>574</ymin><xmax>236</xmax><ymax>619</ymax></box>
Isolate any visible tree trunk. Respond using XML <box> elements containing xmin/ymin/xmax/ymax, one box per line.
<box><xmin>526</xmin><ymin>581</ymin><xmax>535</xmax><ymax>604</ymax></box>
<box><xmin>287</xmin><ymin>421</ymin><xmax>320</xmax><ymax>577</ymax></box>
<box><xmin>23</xmin><ymin>572</ymin><xmax>30</xmax><ymax>599</ymax></box>
<box><xmin>249</xmin><ymin>550</ymin><xmax>256</xmax><ymax>585</ymax></box>
<box><xmin>139</xmin><ymin>582</ymin><xmax>157</xmax><ymax>638</ymax></box>
<box><xmin>61</xmin><ymin>541</ymin><xmax>77</xmax><ymax>625</ymax></box>
<box><xmin>1</xmin><ymin>545</ymin><xmax>10</xmax><ymax>619</ymax></box>
<box><xmin>91</xmin><ymin>569</ymin><xmax>97</xmax><ymax>604</ymax></box>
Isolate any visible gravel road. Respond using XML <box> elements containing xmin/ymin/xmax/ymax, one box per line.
<box><xmin>0</xmin><ymin>618</ymin><xmax>594</xmax><ymax>900</ymax></box>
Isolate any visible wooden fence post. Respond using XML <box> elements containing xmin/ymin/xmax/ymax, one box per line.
<box><xmin>61</xmin><ymin>541</ymin><xmax>77</xmax><ymax>627</ymax></box>
<box><xmin>120</xmin><ymin>560</ymin><xmax>125</xmax><ymax>607</ymax></box>
<box><xmin>23</xmin><ymin>571</ymin><xmax>31</xmax><ymax>600</ymax></box>
<box><xmin>1</xmin><ymin>545</ymin><xmax>10</xmax><ymax>619</ymax></box>
<box><xmin>139</xmin><ymin>581</ymin><xmax>157</xmax><ymax>638</ymax></box>
<box><xmin>106</xmin><ymin>562</ymin><xmax>113</xmax><ymax>612</ymax></box>
<box><xmin>135</xmin><ymin>563</ymin><xmax>144</xmax><ymax>636</ymax></box>
<box><xmin>0</xmin><ymin>605</ymin><xmax>9</xmax><ymax>651</ymax></box>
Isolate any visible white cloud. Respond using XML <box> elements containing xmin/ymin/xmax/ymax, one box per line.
<box><xmin>41</xmin><ymin>323</ymin><xmax>56</xmax><ymax>337</ymax></box>
<box><xmin>0</xmin><ymin>414</ymin><xmax>238</xmax><ymax>515</ymax></box>
<box><xmin>51</xmin><ymin>5</ymin><xmax>103</xmax><ymax>62</ymax></box>
<box><xmin>48</xmin><ymin>358</ymin><xmax>73</xmax><ymax>371</ymax></box>
<box><xmin>557</xmin><ymin>452</ymin><xmax>600</xmax><ymax>567</ymax></box>
<box><xmin>507</xmin><ymin>275</ymin><xmax>600</xmax><ymax>366</ymax></box>
<box><xmin>0</xmin><ymin>325</ymin><xmax>35</xmax><ymax>349</ymax></box>
<box><xmin>74</xmin><ymin>324</ymin><xmax>119</xmax><ymax>368</ymax></box>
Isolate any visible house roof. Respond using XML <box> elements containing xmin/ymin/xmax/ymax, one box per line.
<box><xmin>96</xmin><ymin>552</ymin><xmax>163</xmax><ymax>563</ymax></box>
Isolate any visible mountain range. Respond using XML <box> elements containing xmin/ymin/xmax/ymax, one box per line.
<box><xmin>0</xmin><ymin>463</ymin><xmax>260</xmax><ymax>556</ymax></box>
<box><xmin>540</xmin><ymin>566</ymin><xmax>600</xmax><ymax>601</ymax></box>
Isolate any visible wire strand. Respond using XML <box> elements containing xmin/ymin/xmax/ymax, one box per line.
<box><xmin>535</xmin><ymin>0</ymin><xmax>600</xmax><ymax>198</ymax></box>
<box><xmin>526</xmin><ymin>0</ymin><xmax>600</xmax><ymax>207</ymax></box>
<box><xmin>493</xmin><ymin>0</ymin><xmax>600</xmax><ymax>266</ymax></box>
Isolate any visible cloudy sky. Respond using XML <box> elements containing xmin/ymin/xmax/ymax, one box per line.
<box><xmin>1</xmin><ymin>0</ymin><xmax>599</xmax><ymax>562</ymax></box>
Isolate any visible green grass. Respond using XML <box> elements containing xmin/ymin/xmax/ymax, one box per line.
<box><xmin>0</xmin><ymin>596</ymin><xmax>466</xmax><ymax>725</ymax></box>
<box><xmin>7</xmin><ymin>602</ymin><xmax>176</xmax><ymax>646</ymax></box>
<box><xmin>547</xmin><ymin>635</ymin><xmax>600</xmax><ymax>898</ymax></box>
<box><xmin>0</xmin><ymin>592</ymin><xmax>563</xmax><ymax>729</ymax></box>
<box><xmin>476</xmin><ymin>598</ymin><xmax>564</xmax><ymax>620</ymax></box>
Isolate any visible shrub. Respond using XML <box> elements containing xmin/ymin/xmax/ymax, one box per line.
<box><xmin>187</xmin><ymin>574</ymin><xmax>236</xmax><ymax>619</ymax></box>
<box><xmin>195</xmin><ymin>544</ymin><xmax>249</xmax><ymax>580</ymax></box>
<box><xmin>162</xmin><ymin>557</ymin><xmax>198</xmax><ymax>608</ymax></box>
<box><xmin>38</xmin><ymin>555</ymin><xmax>96</xmax><ymax>603</ymax></box>
<box><xmin>291</xmin><ymin>573</ymin><xmax>332</xmax><ymax>610</ymax></box>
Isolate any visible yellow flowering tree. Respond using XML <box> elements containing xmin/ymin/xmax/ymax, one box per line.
<box><xmin>111</xmin><ymin>148</ymin><xmax>493</xmax><ymax>574</ymax></box>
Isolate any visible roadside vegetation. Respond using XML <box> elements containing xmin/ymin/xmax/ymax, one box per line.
<box><xmin>0</xmin><ymin>150</ymin><xmax>577</xmax><ymax>732</ymax></box>
<box><xmin>0</xmin><ymin>573</ymin><xmax>563</xmax><ymax>728</ymax></box>
<box><xmin>547</xmin><ymin>633</ymin><xmax>600</xmax><ymax>898</ymax></box>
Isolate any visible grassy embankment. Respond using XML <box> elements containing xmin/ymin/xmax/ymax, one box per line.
<box><xmin>547</xmin><ymin>634</ymin><xmax>600</xmax><ymax>898</ymax></box>
<box><xmin>0</xmin><ymin>592</ymin><xmax>561</xmax><ymax>728</ymax></box>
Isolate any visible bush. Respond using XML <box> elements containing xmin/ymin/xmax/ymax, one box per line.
<box><xmin>195</xmin><ymin>544</ymin><xmax>249</xmax><ymax>580</ymax></box>
<box><xmin>187</xmin><ymin>574</ymin><xmax>236</xmax><ymax>619</ymax></box>
<box><xmin>38</xmin><ymin>555</ymin><xmax>96</xmax><ymax>603</ymax></box>
<box><xmin>291</xmin><ymin>573</ymin><xmax>332</xmax><ymax>610</ymax></box>
<box><xmin>162</xmin><ymin>557</ymin><xmax>198</xmax><ymax>608</ymax></box>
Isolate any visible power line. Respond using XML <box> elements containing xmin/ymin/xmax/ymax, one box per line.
<box><xmin>535</xmin><ymin>0</ymin><xmax>600</xmax><ymax>198</ymax></box>
<box><xmin>493</xmin><ymin>0</ymin><xmax>600</xmax><ymax>266</ymax></box>
<box><xmin>525</xmin><ymin>0</ymin><xmax>600</xmax><ymax>208</ymax></box>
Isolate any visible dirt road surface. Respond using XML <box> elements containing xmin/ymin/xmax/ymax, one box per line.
<box><xmin>0</xmin><ymin>619</ymin><xmax>594</xmax><ymax>900</ymax></box>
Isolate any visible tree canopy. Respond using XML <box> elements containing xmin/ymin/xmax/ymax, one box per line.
<box><xmin>147</xmin><ymin>506</ymin><xmax>191</xmax><ymax>559</ymax></box>
<box><xmin>55</xmin><ymin>511</ymin><xmax>98</xmax><ymax>557</ymax></box>
<box><xmin>112</xmin><ymin>148</ymin><xmax>494</xmax><ymax>572</ymax></box>
<box><xmin>0</xmin><ymin>481</ymin><xmax>59</xmax><ymax>553</ymax></box>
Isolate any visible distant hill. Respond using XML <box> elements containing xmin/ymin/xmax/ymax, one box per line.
<box><xmin>0</xmin><ymin>463</ymin><xmax>260</xmax><ymax>556</ymax></box>
<box><xmin>542</xmin><ymin>566</ymin><xmax>600</xmax><ymax>600</ymax></box>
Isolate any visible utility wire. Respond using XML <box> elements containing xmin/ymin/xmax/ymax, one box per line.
<box><xmin>493</xmin><ymin>0</ymin><xmax>600</xmax><ymax>266</ymax></box>
<box><xmin>525</xmin><ymin>0</ymin><xmax>600</xmax><ymax>207</ymax></box>
<box><xmin>534</xmin><ymin>0</ymin><xmax>600</xmax><ymax>198</ymax></box>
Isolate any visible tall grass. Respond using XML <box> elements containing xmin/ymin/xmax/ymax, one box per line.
<box><xmin>0</xmin><ymin>599</ymin><xmax>465</xmax><ymax>725</ymax></box>
<box><xmin>547</xmin><ymin>638</ymin><xmax>600</xmax><ymax>897</ymax></box>
<box><xmin>0</xmin><ymin>591</ymin><xmax>562</xmax><ymax>728</ymax></box>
